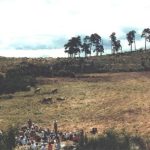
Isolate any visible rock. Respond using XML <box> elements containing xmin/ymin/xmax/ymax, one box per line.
<box><xmin>57</xmin><ymin>97</ymin><xmax>65</xmax><ymax>101</ymax></box>
<box><xmin>51</xmin><ymin>88</ymin><xmax>58</xmax><ymax>94</ymax></box>
<box><xmin>41</xmin><ymin>97</ymin><xmax>53</xmax><ymax>104</ymax></box>
<box><xmin>34</xmin><ymin>87</ymin><xmax>41</xmax><ymax>94</ymax></box>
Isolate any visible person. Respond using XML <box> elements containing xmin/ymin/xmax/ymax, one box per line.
<box><xmin>0</xmin><ymin>130</ymin><xmax>3</xmax><ymax>142</ymax></box>
<box><xmin>55</xmin><ymin>138</ymin><xmax>61</xmax><ymax>150</ymax></box>
<box><xmin>48</xmin><ymin>141</ymin><xmax>53</xmax><ymax>150</ymax></box>
<box><xmin>54</xmin><ymin>120</ymin><xmax>58</xmax><ymax>136</ymax></box>
<box><xmin>28</xmin><ymin>119</ymin><xmax>32</xmax><ymax>129</ymax></box>
<box><xmin>40</xmin><ymin>144</ymin><xmax>46</xmax><ymax>150</ymax></box>
<box><xmin>30</xmin><ymin>141</ymin><xmax>37</xmax><ymax>150</ymax></box>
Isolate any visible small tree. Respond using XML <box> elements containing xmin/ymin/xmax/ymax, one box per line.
<box><xmin>141</xmin><ymin>28</ymin><xmax>150</xmax><ymax>50</ymax></box>
<box><xmin>110</xmin><ymin>32</ymin><xmax>122</xmax><ymax>54</ymax></box>
<box><xmin>90</xmin><ymin>33</ymin><xmax>104</xmax><ymax>56</ymax></box>
<box><xmin>64</xmin><ymin>36</ymin><xmax>82</xmax><ymax>58</ymax></box>
<box><xmin>126</xmin><ymin>30</ymin><xmax>136</xmax><ymax>51</ymax></box>
<box><xmin>82</xmin><ymin>36</ymin><xmax>91</xmax><ymax>57</ymax></box>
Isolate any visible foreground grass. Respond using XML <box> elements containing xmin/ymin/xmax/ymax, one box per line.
<box><xmin>0</xmin><ymin>72</ymin><xmax>150</xmax><ymax>137</ymax></box>
<box><xmin>78</xmin><ymin>128</ymin><xmax>149</xmax><ymax>150</ymax></box>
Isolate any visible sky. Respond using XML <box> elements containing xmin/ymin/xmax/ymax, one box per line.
<box><xmin>0</xmin><ymin>0</ymin><xmax>150</xmax><ymax>58</ymax></box>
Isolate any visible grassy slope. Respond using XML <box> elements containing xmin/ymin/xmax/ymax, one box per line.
<box><xmin>0</xmin><ymin>50</ymin><xmax>150</xmax><ymax>74</ymax></box>
<box><xmin>0</xmin><ymin>72</ymin><xmax>150</xmax><ymax>136</ymax></box>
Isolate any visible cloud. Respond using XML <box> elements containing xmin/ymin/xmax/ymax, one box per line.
<box><xmin>0</xmin><ymin>48</ymin><xmax>67</xmax><ymax>58</ymax></box>
<box><xmin>0</xmin><ymin>0</ymin><xmax>150</xmax><ymax>57</ymax></box>
<box><xmin>0</xmin><ymin>35</ymin><xmax>68</xmax><ymax>50</ymax></box>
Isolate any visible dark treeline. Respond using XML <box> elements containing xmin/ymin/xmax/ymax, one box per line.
<box><xmin>64</xmin><ymin>28</ymin><xmax>150</xmax><ymax>57</ymax></box>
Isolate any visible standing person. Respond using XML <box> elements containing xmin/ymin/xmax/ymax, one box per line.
<box><xmin>40</xmin><ymin>144</ymin><xmax>46</xmax><ymax>150</ymax></box>
<box><xmin>55</xmin><ymin>138</ymin><xmax>61</xmax><ymax>150</ymax></box>
<box><xmin>0</xmin><ymin>130</ymin><xmax>3</xmax><ymax>142</ymax></box>
<box><xmin>28</xmin><ymin>119</ymin><xmax>32</xmax><ymax>129</ymax></box>
<box><xmin>54</xmin><ymin>120</ymin><xmax>58</xmax><ymax>136</ymax></box>
<box><xmin>48</xmin><ymin>141</ymin><xmax>53</xmax><ymax>150</ymax></box>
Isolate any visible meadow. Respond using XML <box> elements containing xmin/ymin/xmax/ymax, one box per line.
<box><xmin>0</xmin><ymin>71</ymin><xmax>150</xmax><ymax>138</ymax></box>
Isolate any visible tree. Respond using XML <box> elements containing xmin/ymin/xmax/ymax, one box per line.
<box><xmin>141</xmin><ymin>28</ymin><xmax>150</xmax><ymax>50</ymax></box>
<box><xmin>96</xmin><ymin>44</ymin><xmax>104</xmax><ymax>56</ymax></box>
<box><xmin>64</xmin><ymin>36</ymin><xmax>82</xmax><ymax>58</ymax></box>
<box><xmin>110</xmin><ymin>32</ymin><xmax>117</xmax><ymax>54</ymax></box>
<box><xmin>110</xmin><ymin>32</ymin><xmax>122</xmax><ymax>54</ymax></box>
<box><xmin>90</xmin><ymin>33</ymin><xmax>104</xmax><ymax>56</ymax></box>
<box><xmin>115</xmin><ymin>40</ymin><xmax>122</xmax><ymax>53</ymax></box>
<box><xmin>126</xmin><ymin>30</ymin><xmax>136</xmax><ymax>51</ymax></box>
<box><xmin>82</xmin><ymin>36</ymin><xmax>91</xmax><ymax>57</ymax></box>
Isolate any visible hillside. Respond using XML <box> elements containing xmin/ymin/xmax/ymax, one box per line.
<box><xmin>0</xmin><ymin>50</ymin><xmax>150</xmax><ymax>137</ymax></box>
<box><xmin>0</xmin><ymin>71</ymin><xmax>150</xmax><ymax>137</ymax></box>
<box><xmin>0</xmin><ymin>50</ymin><xmax>150</xmax><ymax>75</ymax></box>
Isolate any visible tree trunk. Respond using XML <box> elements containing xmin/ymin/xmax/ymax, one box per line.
<box><xmin>111</xmin><ymin>42</ymin><xmax>113</xmax><ymax>54</ymax></box>
<box><xmin>96</xmin><ymin>51</ymin><xmax>98</xmax><ymax>56</ymax></box>
<box><xmin>121</xmin><ymin>47</ymin><xmax>122</xmax><ymax>53</ymax></box>
<box><xmin>145</xmin><ymin>37</ymin><xmax>147</xmax><ymax>51</ymax></box>
<box><xmin>134</xmin><ymin>40</ymin><xmax>136</xmax><ymax>51</ymax></box>
<box><xmin>90</xmin><ymin>45</ymin><xmax>92</xmax><ymax>56</ymax></box>
<box><xmin>131</xmin><ymin>44</ymin><xmax>132</xmax><ymax>52</ymax></box>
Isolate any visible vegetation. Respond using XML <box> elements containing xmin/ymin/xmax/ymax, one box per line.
<box><xmin>141</xmin><ymin>28</ymin><xmax>150</xmax><ymax>50</ymax></box>
<box><xmin>0</xmin><ymin>49</ymin><xmax>150</xmax><ymax>94</ymax></box>
<box><xmin>64</xmin><ymin>28</ymin><xmax>150</xmax><ymax>57</ymax></box>
<box><xmin>0</xmin><ymin>63</ymin><xmax>37</xmax><ymax>94</ymax></box>
<box><xmin>78</xmin><ymin>129</ymin><xmax>148</xmax><ymax>150</ymax></box>
<box><xmin>110</xmin><ymin>32</ymin><xmax>122</xmax><ymax>54</ymax></box>
<box><xmin>0</xmin><ymin>126</ymin><xmax>18</xmax><ymax>150</ymax></box>
<box><xmin>126</xmin><ymin>30</ymin><xmax>136</xmax><ymax>51</ymax></box>
<box><xmin>64</xmin><ymin>33</ymin><xmax>104</xmax><ymax>58</ymax></box>
<box><xmin>1</xmin><ymin>27</ymin><xmax>150</xmax><ymax>149</ymax></box>
<box><xmin>0</xmin><ymin>72</ymin><xmax>150</xmax><ymax>137</ymax></box>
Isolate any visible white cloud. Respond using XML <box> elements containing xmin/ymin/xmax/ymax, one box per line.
<box><xmin>0</xmin><ymin>0</ymin><xmax>150</xmax><ymax>57</ymax></box>
<box><xmin>0</xmin><ymin>48</ymin><xmax>67</xmax><ymax>58</ymax></box>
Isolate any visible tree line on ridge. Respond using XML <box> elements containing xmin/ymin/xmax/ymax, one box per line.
<box><xmin>64</xmin><ymin>28</ymin><xmax>150</xmax><ymax>58</ymax></box>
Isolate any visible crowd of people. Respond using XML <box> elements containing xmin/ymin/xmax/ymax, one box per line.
<box><xmin>15</xmin><ymin>119</ymin><xmax>84</xmax><ymax>150</ymax></box>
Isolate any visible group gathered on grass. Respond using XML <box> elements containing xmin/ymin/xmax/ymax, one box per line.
<box><xmin>15</xmin><ymin>119</ymin><xmax>85</xmax><ymax>150</ymax></box>
<box><xmin>0</xmin><ymin>120</ymin><xmax>148</xmax><ymax>150</ymax></box>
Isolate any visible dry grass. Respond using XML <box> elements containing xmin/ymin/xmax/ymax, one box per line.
<box><xmin>0</xmin><ymin>72</ymin><xmax>150</xmax><ymax>136</ymax></box>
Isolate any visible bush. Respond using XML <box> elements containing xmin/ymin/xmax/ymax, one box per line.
<box><xmin>0</xmin><ymin>126</ymin><xmax>18</xmax><ymax>150</ymax></box>
<box><xmin>0</xmin><ymin>74</ymin><xmax>5</xmax><ymax>94</ymax></box>
<box><xmin>77</xmin><ymin>129</ymin><xmax>147</xmax><ymax>150</ymax></box>
<box><xmin>2</xmin><ymin>67</ymin><xmax>37</xmax><ymax>94</ymax></box>
<box><xmin>3</xmin><ymin>74</ymin><xmax>36</xmax><ymax>93</ymax></box>
<box><xmin>54</xmin><ymin>70</ymin><xmax>75</xmax><ymax>78</ymax></box>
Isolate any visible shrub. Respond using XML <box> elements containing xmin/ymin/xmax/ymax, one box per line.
<box><xmin>4</xmin><ymin>75</ymin><xmax>36</xmax><ymax>93</ymax></box>
<box><xmin>0</xmin><ymin>74</ymin><xmax>5</xmax><ymax>94</ymax></box>
<box><xmin>0</xmin><ymin>126</ymin><xmax>18</xmax><ymax>150</ymax></box>
<box><xmin>54</xmin><ymin>70</ymin><xmax>75</xmax><ymax>78</ymax></box>
<box><xmin>77</xmin><ymin>129</ymin><xmax>147</xmax><ymax>150</ymax></box>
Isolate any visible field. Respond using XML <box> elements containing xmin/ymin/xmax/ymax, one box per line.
<box><xmin>0</xmin><ymin>71</ymin><xmax>150</xmax><ymax>136</ymax></box>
